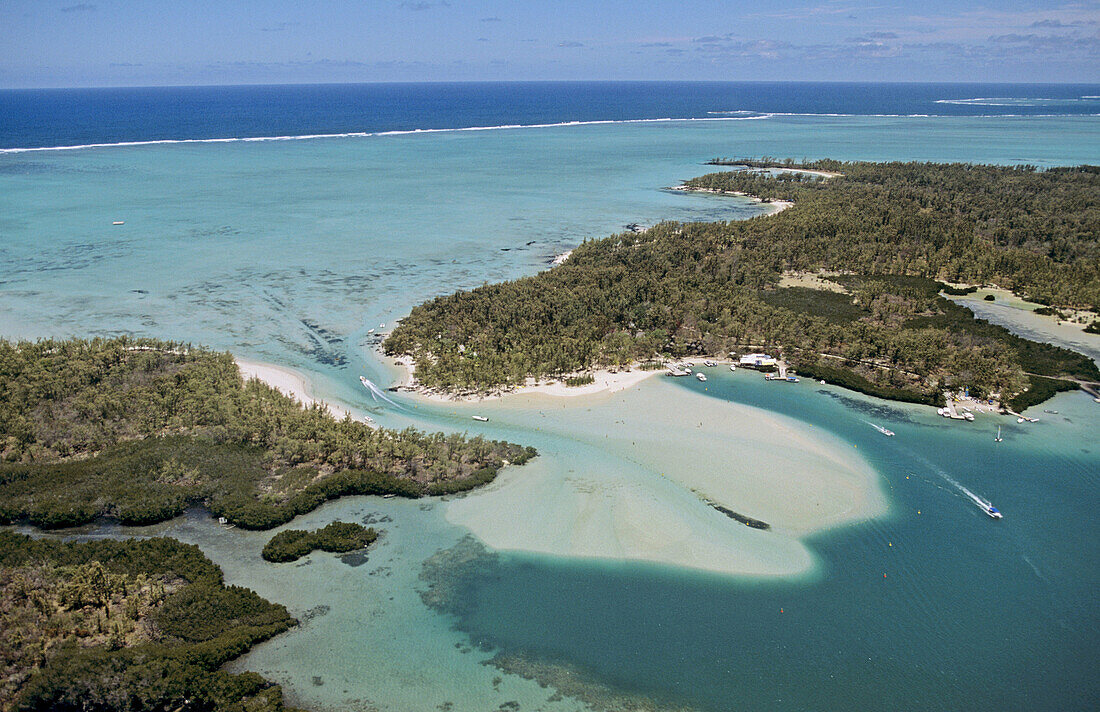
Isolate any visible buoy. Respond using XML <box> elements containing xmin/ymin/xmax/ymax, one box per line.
<box><xmin>780</xmin><ymin>608</ymin><xmax>783</xmax><ymax>613</ymax></box>
<box><xmin>888</xmin><ymin>542</ymin><xmax>892</xmax><ymax>547</ymax></box>
<box><xmin>883</xmin><ymin>573</ymin><xmax>887</xmax><ymax>578</ymax></box>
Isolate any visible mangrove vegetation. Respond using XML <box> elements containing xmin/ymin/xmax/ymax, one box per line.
<box><xmin>0</xmin><ymin>337</ymin><xmax>535</xmax><ymax>530</ymax></box>
<box><xmin>0</xmin><ymin>532</ymin><xmax>303</xmax><ymax>712</ymax></box>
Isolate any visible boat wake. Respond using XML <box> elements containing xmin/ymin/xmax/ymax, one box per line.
<box><xmin>359</xmin><ymin>376</ymin><xmax>405</xmax><ymax>409</ymax></box>
<box><xmin>935</xmin><ymin>470</ymin><xmax>1002</xmax><ymax>518</ymax></box>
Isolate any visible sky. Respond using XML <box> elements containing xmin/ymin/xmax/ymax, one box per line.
<box><xmin>1</xmin><ymin>1</ymin><xmax>1098</xmax><ymax>88</ymax></box>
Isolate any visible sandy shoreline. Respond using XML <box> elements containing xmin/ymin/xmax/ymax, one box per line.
<box><xmin>234</xmin><ymin>356</ymin><xmax>365</xmax><ymax>423</ymax></box>
<box><xmin>667</xmin><ymin>184</ymin><xmax>794</xmax><ymax>214</ymax></box>
<box><xmin>391</xmin><ymin>354</ymin><xmax>741</xmax><ymax>404</ymax></box>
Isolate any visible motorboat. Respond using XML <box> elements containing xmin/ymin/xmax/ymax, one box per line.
<box><xmin>869</xmin><ymin>423</ymin><xmax>895</xmax><ymax>437</ymax></box>
<box><xmin>472</xmin><ymin>415</ymin><xmax>489</xmax><ymax>422</ymax></box>
<box><xmin>984</xmin><ymin>504</ymin><xmax>1003</xmax><ymax>519</ymax></box>
<box><xmin>696</xmin><ymin>373</ymin><xmax>707</xmax><ymax>382</ymax></box>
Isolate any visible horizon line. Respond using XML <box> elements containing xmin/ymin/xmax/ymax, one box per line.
<box><xmin>4</xmin><ymin>78</ymin><xmax>1100</xmax><ymax>92</ymax></box>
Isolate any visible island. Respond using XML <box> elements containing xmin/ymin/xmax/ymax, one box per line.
<box><xmin>262</xmin><ymin>522</ymin><xmax>378</xmax><ymax>563</ymax></box>
<box><xmin>0</xmin><ymin>337</ymin><xmax>536</xmax><ymax>531</ymax></box>
<box><xmin>384</xmin><ymin>160</ymin><xmax>1100</xmax><ymax>409</ymax></box>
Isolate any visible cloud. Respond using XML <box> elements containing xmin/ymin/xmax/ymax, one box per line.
<box><xmin>865</xmin><ymin>31</ymin><xmax>898</xmax><ymax>39</ymax></box>
<box><xmin>1029</xmin><ymin>19</ymin><xmax>1094</xmax><ymax>29</ymax></box>
<box><xmin>261</xmin><ymin>22</ymin><xmax>299</xmax><ymax>32</ymax></box>
<box><xmin>400</xmin><ymin>1</ymin><xmax>449</xmax><ymax>10</ymax></box>
<box><xmin>477</xmin><ymin>37</ymin><xmax>489</xmax><ymax>42</ymax></box>
<box><xmin>479</xmin><ymin>17</ymin><xmax>502</xmax><ymax>23</ymax></box>
<box><xmin>693</xmin><ymin>33</ymin><xmax>736</xmax><ymax>44</ymax></box>
<box><xmin>60</xmin><ymin>3</ymin><xmax>96</xmax><ymax>12</ymax></box>
<box><xmin>642</xmin><ymin>42</ymin><xmax>673</xmax><ymax>47</ymax></box>
<box><xmin>987</xmin><ymin>32</ymin><xmax>1100</xmax><ymax>52</ymax></box>
<box><xmin>109</xmin><ymin>62</ymin><xmax>142</xmax><ymax>67</ymax></box>
<box><xmin>557</xmin><ymin>41</ymin><xmax>584</xmax><ymax>48</ymax></box>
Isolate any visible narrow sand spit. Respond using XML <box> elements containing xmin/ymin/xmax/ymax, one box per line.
<box><xmin>235</xmin><ymin>356</ymin><xmax>361</xmax><ymax>422</ymax></box>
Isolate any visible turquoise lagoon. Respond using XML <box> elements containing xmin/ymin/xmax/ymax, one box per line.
<box><xmin>2</xmin><ymin>115</ymin><xmax>1098</xmax><ymax>711</ymax></box>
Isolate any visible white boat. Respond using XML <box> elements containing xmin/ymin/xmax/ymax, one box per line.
<box><xmin>963</xmin><ymin>412</ymin><xmax>974</xmax><ymax>421</ymax></box>
<box><xmin>1017</xmin><ymin>417</ymin><xmax>1025</xmax><ymax>423</ymax></box>
<box><xmin>819</xmin><ymin>380</ymin><xmax>826</xmax><ymax>385</ymax></box>
<box><xmin>729</xmin><ymin>365</ymin><xmax>737</xmax><ymax>371</ymax></box>
<box><xmin>112</xmin><ymin>221</ymin><xmax>125</xmax><ymax>225</ymax></box>
<box><xmin>869</xmin><ymin>423</ymin><xmax>895</xmax><ymax>437</ymax></box>
<box><xmin>666</xmin><ymin>366</ymin><xmax>690</xmax><ymax>377</ymax></box>
<box><xmin>696</xmin><ymin>373</ymin><xmax>707</xmax><ymax>382</ymax></box>
<box><xmin>984</xmin><ymin>504</ymin><xmax>1003</xmax><ymax>519</ymax></box>
<box><xmin>472</xmin><ymin>415</ymin><xmax>489</xmax><ymax>422</ymax></box>
<box><xmin>703</xmin><ymin>360</ymin><xmax>717</xmax><ymax>367</ymax></box>
<box><xmin>994</xmin><ymin>425</ymin><xmax>1003</xmax><ymax>442</ymax></box>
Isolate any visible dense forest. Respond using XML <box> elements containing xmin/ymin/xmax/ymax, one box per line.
<box><xmin>0</xmin><ymin>532</ymin><xmax>303</xmax><ymax>712</ymax></box>
<box><xmin>0</xmin><ymin>338</ymin><xmax>535</xmax><ymax>530</ymax></box>
<box><xmin>384</xmin><ymin>161</ymin><xmax>1099</xmax><ymax>407</ymax></box>
<box><xmin>262</xmin><ymin>522</ymin><xmax>377</xmax><ymax>563</ymax></box>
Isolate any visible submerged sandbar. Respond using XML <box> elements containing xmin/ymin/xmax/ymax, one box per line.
<box><xmin>444</xmin><ymin>378</ymin><xmax>887</xmax><ymax>577</ymax></box>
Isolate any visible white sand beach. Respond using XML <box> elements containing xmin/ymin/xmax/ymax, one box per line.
<box><xmin>445</xmin><ymin>377</ymin><xmax>887</xmax><ymax>577</ymax></box>
<box><xmin>235</xmin><ymin>356</ymin><xmax>362</xmax><ymax>422</ymax></box>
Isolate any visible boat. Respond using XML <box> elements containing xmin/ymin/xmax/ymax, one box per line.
<box><xmin>1043</xmin><ymin>409</ymin><xmax>1058</xmax><ymax>414</ymax></box>
<box><xmin>984</xmin><ymin>504</ymin><xmax>1003</xmax><ymax>519</ymax></box>
<box><xmin>784</xmin><ymin>376</ymin><xmax>799</xmax><ymax>382</ymax></box>
<box><xmin>112</xmin><ymin>221</ymin><xmax>125</xmax><ymax>225</ymax></box>
<box><xmin>729</xmin><ymin>364</ymin><xmax>737</xmax><ymax>371</ymax></box>
<box><xmin>696</xmin><ymin>373</ymin><xmax>707</xmax><ymax>382</ymax></box>
<box><xmin>703</xmin><ymin>360</ymin><xmax>717</xmax><ymax>367</ymax></box>
<box><xmin>819</xmin><ymin>380</ymin><xmax>826</xmax><ymax>385</ymax></box>
<box><xmin>382</xmin><ymin>493</ymin><xmax>396</xmax><ymax>499</ymax></box>
<box><xmin>472</xmin><ymin>415</ymin><xmax>489</xmax><ymax>422</ymax></box>
<box><xmin>666</xmin><ymin>366</ymin><xmax>690</xmax><ymax>377</ymax></box>
<box><xmin>963</xmin><ymin>412</ymin><xmax>974</xmax><ymax>421</ymax></box>
<box><xmin>869</xmin><ymin>423</ymin><xmax>895</xmax><ymax>437</ymax></box>
<box><xmin>994</xmin><ymin>425</ymin><xmax>1003</xmax><ymax>442</ymax></box>
<box><xmin>1017</xmin><ymin>417</ymin><xmax>1025</xmax><ymax>423</ymax></box>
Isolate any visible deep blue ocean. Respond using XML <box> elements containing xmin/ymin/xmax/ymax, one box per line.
<box><xmin>2</xmin><ymin>81</ymin><xmax>1099</xmax><ymax>150</ymax></box>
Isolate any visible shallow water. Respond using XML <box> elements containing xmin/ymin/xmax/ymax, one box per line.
<box><xmin>2</xmin><ymin>113</ymin><xmax>1098</xmax><ymax>710</ymax></box>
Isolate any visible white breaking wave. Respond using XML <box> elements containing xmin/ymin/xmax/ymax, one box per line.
<box><xmin>935</xmin><ymin>96</ymin><xmax>1100</xmax><ymax>107</ymax></box>
<box><xmin>3</xmin><ymin>108</ymin><xmax>1095</xmax><ymax>154</ymax></box>
<box><xmin>0</xmin><ymin>115</ymin><xmax>773</xmax><ymax>154</ymax></box>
